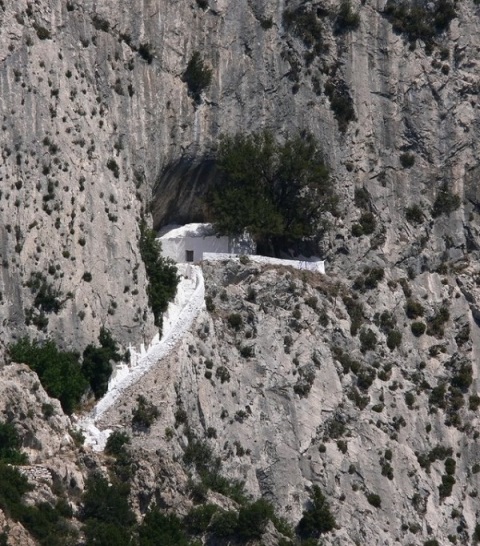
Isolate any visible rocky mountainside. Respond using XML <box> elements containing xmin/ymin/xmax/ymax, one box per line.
<box><xmin>1</xmin><ymin>0</ymin><xmax>480</xmax><ymax>544</ymax></box>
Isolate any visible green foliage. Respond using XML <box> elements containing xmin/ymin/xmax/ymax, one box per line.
<box><xmin>325</xmin><ymin>78</ymin><xmax>356</xmax><ymax>132</ymax></box>
<box><xmin>297</xmin><ymin>486</ymin><xmax>336</xmax><ymax>538</ymax></box>
<box><xmin>405</xmin><ymin>204</ymin><xmax>424</xmax><ymax>224</ymax></box>
<box><xmin>283</xmin><ymin>6</ymin><xmax>326</xmax><ymax>57</ymax></box>
<box><xmin>227</xmin><ymin>313</ymin><xmax>243</xmax><ymax>330</ymax></box>
<box><xmin>105</xmin><ymin>431</ymin><xmax>130</xmax><ymax>457</ymax></box>
<box><xmin>450</xmin><ymin>361</ymin><xmax>473</xmax><ymax>392</ymax></box>
<box><xmin>184</xmin><ymin>504</ymin><xmax>218</xmax><ymax>535</ymax></box>
<box><xmin>81</xmin><ymin>328</ymin><xmax>122</xmax><ymax>399</ymax></box>
<box><xmin>239</xmin><ymin>345</ymin><xmax>255</xmax><ymax>358</ymax></box>
<box><xmin>0</xmin><ymin>462</ymin><xmax>76</xmax><ymax>546</ymax></box>
<box><xmin>138</xmin><ymin>509</ymin><xmax>189</xmax><ymax>546</ymax></box>
<box><xmin>237</xmin><ymin>499</ymin><xmax>275</xmax><ymax>540</ymax></box>
<box><xmin>0</xmin><ymin>423</ymin><xmax>27</xmax><ymax>465</ymax></box>
<box><xmin>343</xmin><ymin>296</ymin><xmax>364</xmax><ymax>335</ymax></box>
<box><xmin>353</xmin><ymin>267</ymin><xmax>384</xmax><ymax>290</ymax></box>
<box><xmin>81</xmin><ymin>474</ymin><xmax>135</xmax><ymax>546</ymax></box>
<box><xmin>432</xmin><ymin>184</ymin><xmax>461</xmax><ymax>217</ymax></box>
<box><xmin>384</xmin><ymin>0</ymin><xmax>457</xmax><ymax>50</ymax></box>
<box><xmin>9</xmin><ymin>337</ymin><xmax>87</xmax><ymax>415</ymax></box>
<box><xmin>132</xmin><ymin>395</ymin><xmax>159</xmax><ymax>430</ymax></box>
<box><xmin>427</xmin><ymin>306</ymin><xmax>450</xmax><ymax>338</ymax></box>
<box><xmin>335</xmin><ymin>0</ymin><xmax>360</xmax><ymax>33</ymax></box>
<box><xmin>386</xmin><ymin>329</ymin><xmax>402</xmax><ymax>351</ymax></box>
<box><xmin>438</xmin><ymin>474</ymin><xmax>455</xmax><ymax>498</ymax></box>
<box><xmin>207</xmin><ymin>131</ymin><xmax>335</xmax><ymax>252</ymax></box>
<box><xmin>106</xmin><ymin>158</ymin><xmax>119</xmax><ymax>178</ymax></box>
<box><xmin>359</xmin><ymin>328</ymin><xmax>377</xmax><ymax>353</ymax></box>
<box><xmin>183</xmin><ymin>436</ymin><xmax>246</xmax><ymax>503</ymax></box>
<box><xmin>366</xmin><ymin>492</ymin><xmax>382</xmax><ymax>508</ymax></box>
<box><xmin>405</xmin><ymin>298</ymin><xmax>424</xmax><ymax>319</ymax></box>
<box><xmin>35</xmin><ymin>25</ymin><xmax>51</xmax><ymax>40</ymax></box>
<box><xmin>473</xmin><ymin>523</ymin><xmax>480</xmax><ymax>544</ymax></box>
<box><xmin>138</xmin><ymin>43</ymin><xmax>153</xmax><ymax>63</ymax></box>
<box><xmin>429</xmin><ymin>383</ymin><xmax>447</xmax><ymax>409</ymax></box>
<box><xmin>210</xmin><ymin>510</ymin><xmax>239</xmax><ymax>537</ymax></box>
<box><xmin>215</xmin><ymin>366</ymin><xmax>231</xmax><ymax>383</ymax></box>
<box><xmin>469</xmin><ymin>394</ymin><xmax>480</xmax><ymax>411</ymax></box>
<box><xmin>411</xmin><ymin>321</ymin><xmax>426</xmax><ymax>337</ymax></box>
<box><xmin>183</xmin><ymin>52</ymin><xmax>212</xmax><ymax>102</ymax></box>
<box><xmin>354</xmin><ymin>187</ymin><xmax>370</xmax><ymax>209</ymax></box>
<box><xmin>139</xmin><ymin>220</ymin><xmax>179</xmax><ymax>330</ymax></box>
<box><xmin>26</xmin><ymin>272</ymin><xmax>64</xmax><ymax>315</ymax></box>
<box><xmin>400</xmin><ymin>152</ymin><xmax>415</xmax><ymax>168</ymax></box>
<box><xmin>352</xmin><ymin>212</ymin><xmax>377</xmax><ymax>236</ymax></box>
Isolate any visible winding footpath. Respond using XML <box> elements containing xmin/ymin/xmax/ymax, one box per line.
<box><xmin>77</xmin><ymin>264</ymin><xmax>205</xmax><ymax>451</ymax></box>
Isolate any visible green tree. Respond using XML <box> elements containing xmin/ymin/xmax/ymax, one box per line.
<box><xmin>297</xmin><ymin>486</ymin><xmax>336</xmax><ymax>538</ymax></box>
<box><xmin>9</xmin><ymin>337</ymin><xmax>87</xmax><ymax>415</ymax></box>
<box><xmin>82</xmin><ymin>328</ymin><xmax>122</xmax><ymax>399</ymax></box>
<box><xmin>183</xmin><ymin>51</ymin><xmax>212</xmax><ymax>102</ymax></box>
<box><xmin>138</xmin><ymin>509</ymin><xmax>189</xmax><ymax>546</ymax></box>
<box><xmin>237</xmin><ymin>498</ymin><xmax>274</xmax><ymax>540</ymax></box>
<box><xmin>207</xmin><ymin>131</ymin><xmax>336</xmax><ymax>253</ymax></box>
<box><xmin>81</xmin><ymin>474</ymin><xmax>135</xmax><ymax>535</ymax></box>
<box><xmin>139</xmin><ymin>220</ymin><xmax>179</xmax><ymax>330</ymax></box>
<box><xmin>0</xmin><ymin>422</ymin><xmax>27</xmax><ymax>465</ymax></box>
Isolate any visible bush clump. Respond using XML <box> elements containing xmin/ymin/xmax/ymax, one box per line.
<box><xmin>105</xmin><ymin>431</ymin><xmax>130</xmax><ymax>457</ymax></box>
<box><xmin>400</xmin><ymin>152</ymin><xmax>415</xmax><ymax>168</ymax></box>
<box><xmin>297</xmin><ymin>486</ymin><xmax>336</xmax><ymax>538</ymax></box>
<box><xmin>384</xmin><ymin>0</ymin><xmax>457</xmax><ymax>50</ymax></box>
<box><xmin>81</xmin><ymin>328</ymin><xmax>122</xmax><ymax>399</ymax></box>
<box><xmin>411</xmin><ymin>321</ymin><xmax>426</xmax><ymax>337</ymax></box>
<box><xmin>132</xmin><ymin>395</ymin><xmax>159</xmax><ymax>430</ymax></box>
<box><xmin>183</xmin><ymin>52</ymin><xmax>212</xmax><ymax>102</ymax></box>
<box><xmin>335</xmin><ymin>0</ymin><xmax>360</xmax><ymax>33</ymax></box>
<box><xmin>360</xmin><ymin>328</ymin><xmax>377</xmax><ymax>352</ymax></box>
<box><xmin>432</xmin><ymin>184</ymin><xmax>461</xmax><ymax>217</ymax></box>
<box><xmin>227</xmin><ymin>313</ymin><xmax>243</xmax><ymax>330</ymax></box>
<box><xmin>366</xmin><ymin>492</ymin><xmax>382</xmax><ymax>508</ymax></box>
<box><xmin>139</xmin><ymin>220</ymin><xmax>179</xmax><ymax>331</ymax></box>
<box><xmin>283</xmin><ymin>6</ymin><xmax>326</xmax><ymax>58</ymax></box>
<box><xmin>405</xmin><ymin>204</ymin><xmax>424</xmax><ymax>224</ymax></box>
<box><xmin>343</xmin><ymin>296</ymin><xmax>364</xmax><ymax>335</ymax></box>
<box><xmin>325</xmin><ymin>78</ymin><xmax>356</xmax><ymax>132</ymax></box>
<box><xmin>387</xmin><ymin>329</ymin><xmax>402</xmax><ymax>351</ymax></box>
<box><xmin>427</xmin><ymin>306</ymin><xmax>449</xmax><ymax>338</ymax></box>
<box><xmin>405</xmin><ymin>298</ymin><xmax>424</xmax><ymax>319</ymax></box>
<box><xmin>0</xmin><ymin>422</ymin><xmax>27</xmax><ymax>465</ymax></box>
<box><xmin>9</xmin><ymin>338</ymin><xmax>87</xmax><ymax>415</ymax></box>
<box><xmin>352</xmin><ymin>212</ymin><xmax>376</xmax><ymax>236</ymax></box>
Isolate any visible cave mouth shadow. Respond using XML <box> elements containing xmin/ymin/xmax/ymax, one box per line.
<box><xmin>152</xmin><ymin>156</ymin><xmax>218</xmax><ymax>230</ymax></box>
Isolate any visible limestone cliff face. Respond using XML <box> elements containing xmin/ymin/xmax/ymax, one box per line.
<box><xmin>1</xmin><ymin>0</ymin><xmax>479</xmax><ymax>354</ymax></box>
<box><xmin>1</xmin><ymin>0</ymin><xmax>480</xmax><ymax>544</ymax></box>
<box><xmin>99</xmin><ymin>259</ymin><xmax>480</xmax><ymax>544</ymax></box>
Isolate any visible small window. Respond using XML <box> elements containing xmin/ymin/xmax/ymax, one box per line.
<box><xmin>185</xmin><ymin>250</ymin><xmax>194</xmax><ymax>262</ymax></box>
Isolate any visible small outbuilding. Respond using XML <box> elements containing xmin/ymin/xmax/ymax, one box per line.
<box><xmin>157</xmin><ymin>223</ymin><xmax>255</xmax><ymax>263</ymax></box>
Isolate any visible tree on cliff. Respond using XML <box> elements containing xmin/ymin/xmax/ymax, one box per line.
<box><xmin>206</xmin><ymin>131</ymin><xmax>337</xmax><ymax>254</ymax></box>
<box><xmin>139</xmin><ymin>220</ymin><xmax>179</xmax><ymax>330</ymax></box>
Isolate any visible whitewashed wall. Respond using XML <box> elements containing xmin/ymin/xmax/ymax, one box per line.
<box><xmin>203</xmin><ymin>253</ymin><xmax>326</xmax><ymax>274</ymax></box>
<box><xmin>159</xmin><ymin>234</ymin><xmax>230</xmax><ymax>263</ymax></box>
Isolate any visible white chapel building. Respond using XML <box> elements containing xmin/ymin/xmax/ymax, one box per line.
<box><xmin>157</xmin><ymin>223</ymin><xmax>255</xmax><ymax>263</ymax></box>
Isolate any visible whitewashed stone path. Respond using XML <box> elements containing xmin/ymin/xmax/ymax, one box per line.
<box><xmin>77</xmin><ymin>264</ymin><xmax>205</xmax><ymax>451</ymax></box>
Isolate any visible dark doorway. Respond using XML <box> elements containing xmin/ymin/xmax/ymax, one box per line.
<box><xmin>186</xmin><ymin>250</ymin><xmax>194</xmax><ymax>262</ymax></box>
